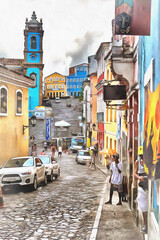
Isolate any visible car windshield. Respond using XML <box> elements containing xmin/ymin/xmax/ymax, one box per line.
<box><xmin>4</xmin><ymin>158</ymin><xmax>34</xmax><ymax>168</ymax></box>
<box><xmin>39</xmin><ymin>156</ymin><xmax>50</xmax><ymax>164</ymax></box>
<box><xmin>79</xmin><ymin>151</ymin><xmax>90</xmax><ymax>156</ymax></box>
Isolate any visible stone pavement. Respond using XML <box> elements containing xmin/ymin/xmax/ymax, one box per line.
<box><xmin>90</xmin><ymin>159</ymin><xmax>143</xmax><ymax>240</ymax></box>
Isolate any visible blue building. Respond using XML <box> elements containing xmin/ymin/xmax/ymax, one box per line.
<box><xmin>66</xmin><ymin>63</ymin><xmax>88</xmax><ymax>97</ymax></box>
<box><xmin>23</xmin><ymin>11</ymin><xmax>44</xmax><ymax>110</ymax></box>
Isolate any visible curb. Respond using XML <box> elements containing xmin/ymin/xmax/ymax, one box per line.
<box><xmin>89</xmin><ymin>179</ymin><xmax>108</xmax><ymax>240</ymax></box>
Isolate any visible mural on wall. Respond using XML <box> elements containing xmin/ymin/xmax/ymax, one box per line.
<box><xmin>143</xmin><ymin>83</ymin><xmax>160</xmax><ymax>179</ymax></box>
<box><xmin>115</xmin><ymin>0</ymin><xmax>151</xmax><ymax>36</ymax></box>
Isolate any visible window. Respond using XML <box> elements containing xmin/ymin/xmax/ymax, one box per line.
<box><xmin>70</xmin><ymin>86</ymin><xmax>73</xmax><ymax>89</ymax></box>
<box><xmin>62</xmin><ymin>78</ymin><xmax>65</xmax><ymax>81</ymax></box>
<box><xmin>59</xmin><ymin>85</ymin><xmax>61</xmax><ymax>89</ymax></box>
<box><xmin>56</xmin><ymin>77</ymin><xmax>58</xmax><ymax>81</ymax></box>
<box><xmin>53</xmin><ymin>77</ymin><xmax>55</xmax><ymax>81</ymax></box>
<box><xmin>47</xmin><ymin>92</ymin><xmax>49</xmax><ymax>96</ymax></box>
<box><xmin>59</xmin><ymin>77</ymin><xmax>61</xmax><ymax>81</ymax></box>
<box><xmin>56</xmin><ymin>85</ymin><xmax>58</xmax><ymax>88</ymax></box>
<box><xmin>50</xmin><ymin>85</ymin><xmax>52</xmax><ymax>89</ymax></box>
<box><xmin>80</xmin><ymin>68</ymin><xmax>83</xmax><ymax>71</ymax></box>
<box><xmin>106</xmin><ymin>137</ymin><xmax>108</xmax><ymax>149</ymax></box>
<box><xmin>47</xmin><ymin>85</ymin><xmax>49</xmax><ymax>89</ymax></box>
<box><xmin>62</xmin><ymin>84</ymin><xmax>64</xmax><ymax>88</ymax></box>
<box><xmin>53</xmin><ymin>85</ymin><xmax>55</xmax><ymax>89</ymax></box>
<box><xmin>0</xmin><ymin>86</ymin><xmax>8</xmax><ymax>115</ymax></box>
<box><xmin>31</xmin><ymin>36</ymin><xmax>37</xmax><ymax>49</ymax></box>
<box><xmin>77</xmin><ymin>85</ymin><xmax>79</xmax><ymax>88</ymax></box>
<box><xmin>30</xmin><ymin>73</ymin><xmax>37</xmax><ymax>86</ymax></box>
<box><xmin>74</xmin><ymin>85</ymin><xmax>76</xmax><ymax>88</ymax></box>
<box><xmin>70</xmin><ymin>78</ymin><xmax>72</xmax><ymax>82</ymax></box>
<box><xmin>50</xmin><ymin>77</ymin><xmax>52</xmax><ymax>81</ymax></box>
<box><xmin>81</xmin><ymin>78</ymin><xmax>83</xmax><ymax>82</ymax></box>
<box><xmin>16</xmin><ymin>90</ymin><xmax>22</xmax><ymax>115</ymax></box>
<box><xmin>77</xmin><ymin>78</ymin><xmax>79</xmax><ymax>82</ymax></box>
<box><xmin>77</xmin><ymin>68</ymin><xmax>79</xmax><ymax>72</ymax></box>
<box><xmin>74</xmin><ymin>78</ymin><xmax>76</xmax><ymax>82</ymax></box>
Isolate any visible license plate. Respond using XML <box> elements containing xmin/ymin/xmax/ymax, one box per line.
<box><xmin>5</xmin><ymin>177</ymin><xmax>20</xmax><ymax>182</ymax></box>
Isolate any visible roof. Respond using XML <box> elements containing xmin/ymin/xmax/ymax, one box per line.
<box><xmin>94</xmin><ymin>42</ymin><xmax>111</xmax><ymax>60</ymax></box>
<box><xmin>45</xmin><ymin>72</ymin><xmax>66</xmax><ymax>79</ymax></box>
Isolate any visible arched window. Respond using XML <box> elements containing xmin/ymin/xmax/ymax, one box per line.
<box><xmin>30</xmin><ymin>73</ymin><xmax>37</xmax><ymax>86</ymax></box>
<box><xmin>16</xmin><ymin>90</ymin><xmax>23</xmax><ymax>115</ymax></box>
<box><xmin>31</xmin><ymin>36</ymin><xmax>37</xmax><ymax>49</ymax></box>
<box><xmin>0</xmin><ymin>86</ymin><xmax>8</xmax><ymax>115</ymax></box>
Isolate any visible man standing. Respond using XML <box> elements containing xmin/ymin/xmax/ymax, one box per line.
<box><xmin>105</xmin><ymin>153</ymin><xmax>123</xmax><ymax>205</ymax></box>
<box><xmin>134</xmin><ymin>146</ymin><xmax>148</xmax><ymax>234</ymax></box>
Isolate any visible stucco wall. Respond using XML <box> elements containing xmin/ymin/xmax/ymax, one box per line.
<box><xmin>0</xmin><ymin>82</ymin><xmax>29</xmax><ymax>166</ymax></box>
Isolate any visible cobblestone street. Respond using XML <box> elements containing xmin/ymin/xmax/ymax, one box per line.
<box><xmin>0</xmin><ymin>152</ymin><xmax>107</xmax><ymax>240</ymax></box>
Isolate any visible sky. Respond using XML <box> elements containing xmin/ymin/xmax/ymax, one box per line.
<box><xmin>0</xmin><ymin>0</ymin><xmax>115</xmax><ymax>77</ymax></box>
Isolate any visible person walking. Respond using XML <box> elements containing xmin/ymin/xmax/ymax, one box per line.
<box><xmin>134</xmin><ymin>146</ymin><xmax>148</xmax><ymax>234</ymax></box>
<box><xmin>58</xmin><ymin>145</ymin><xmax>62</xmax><ymax>157</ymax></box>
<box><xmin>32</xmin><ymin>143</ymin><xmax>37</xmax><ymax>156</ymax></box>
<box><xmin>105</xmin><ymin>153</ymin><xmax>123</xmax><ymax>205</ymax></box>
<box><xmin>51</xmin><ymin>144</ymin><xmax>56</xmax><ymax>157</ymax></box>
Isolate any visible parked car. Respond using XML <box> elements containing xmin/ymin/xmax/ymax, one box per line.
<box><xmin>0</xmin><ymin>156</ymin><xmax>47</xmax><ymax>191</ymax></box>
<box><xmin>38</xmin><ymin>155</ymin><xmax>60</xmax><ymax>181</ymax></box>
<box><xmin>76</xmin><ymin>150</ymin><xmax>91</xmax><ymax>165</ymax></box>
<box><xmin>55</xmin><ymin>97</ymin><xmax>60</xmax><ymax>103</ymax></box>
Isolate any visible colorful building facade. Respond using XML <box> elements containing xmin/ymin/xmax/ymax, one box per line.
<box><xmin>23</xmin><ymin>11</ymin><xmax>44</xmax><ymax>110</ymax></box>
<box><xmin>0</xmin><ymin>65</ymin><xmax>34</xmax><ymax>165</ymax></box>
<box><xmin>66</xmin><ymin>63</ymin><xmax>88</xmax><ymax>97</ymax></box>
<box><xmin>44</xmin><ymin>72</ymin><xmax>66</xmax><ymax>98</ymax></box>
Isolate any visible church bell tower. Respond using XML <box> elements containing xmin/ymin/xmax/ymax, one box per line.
<box><xmin>23</xmin><ymin>11</ymin><xmax>44</xmax><ymax>110</ymax></box>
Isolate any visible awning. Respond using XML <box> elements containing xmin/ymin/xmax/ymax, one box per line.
<box><xmin>55</xmin><ymin>120</ymin><xmax>70</xmax><ymax>127</ymax></box>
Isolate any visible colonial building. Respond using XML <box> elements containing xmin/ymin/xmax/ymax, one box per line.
<box><xmin>95</xmin><ymin>42</ymin><xmax>111</xmax><ymax>155</ymax></box>
<box><xmin>44</xmin><ymin>72</ymin><xmax>66</xmax><ymax>99</ymax></box>
<box><xmin>0</xmin><ymin>65</ymin><xmax>34</xmax><ymax>165</ymax></box>
<box><xmin>0</xmin><ymin>11</ymin><xmax>44</xmax><ymax>111</ymax></box>
<box><xmin>66</xmin><ymin>63</ymin><xmax>88</xmax><ymax>97</ymax></box>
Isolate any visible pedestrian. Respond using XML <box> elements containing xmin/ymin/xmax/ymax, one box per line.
<box><xmin>58</xmin><ymin>145</ymin><xmax>62</xmax><ymax>157</ymax></box>
<box><xmin>134</xmin><ymin>146</ymin><xmax>148</xmax><ymax>234</ymax></box>
<box><xmin>51</xmin><ymin>144</ymin><xmax>56</xmax><ymax>157</ymax></box>
<box><xmin>41</xmin><ymin>149</ymin><xmax>45</xmax><ymax>155</ymax></box>
<box><xmin>32</xmin><ymin>143</ymin><xmax>37</xmax><ymax>156</ymax></box>
<box><xmin>105</xmin><ymin>153</ymin><xmax>123</xmax><ymax>205</ymax></box>
<box><xmin>90</xmin><ymin>150</ymin><xmax>96</xmax><ymax>169</ymax></box>
<box><xmin>44</xmin><ymin>141</ymin><xmax>47</xmax><ymax>151</ymax></box>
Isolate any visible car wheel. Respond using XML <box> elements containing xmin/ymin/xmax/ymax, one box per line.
<box><xmin>43</xmin><ymin>173</ymin><xmax>48</xmax><ymax>186</ymax></box>
<box><xmin>49</xmin><ymin>171</ymin><xmax>54</xmax><ymax>182</ymax></box>
<box><xmin>32</xmin><ymin>175</ymin><xmax>38</xmax><ymax>191</ymax></box>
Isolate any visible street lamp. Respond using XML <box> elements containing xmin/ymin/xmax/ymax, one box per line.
<box><xmin>23</xmin><ymin>115</ymin><xmax>37</xmax><ymax>134</ymax></box>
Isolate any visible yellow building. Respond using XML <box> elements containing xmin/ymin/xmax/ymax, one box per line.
<box><xmin>103</xmin><ymin>59</ymin><xmax>117</xmax><ymax>166</ymax></box>
<box><xmin>44</xmin><ymin>72</ymin><xmax>66</xmax><ymax>99</ymax></box>
<box><xmin>0</xmin><ymin>65</ymin><xmax>34</xmax><ymax>166</ymax></box>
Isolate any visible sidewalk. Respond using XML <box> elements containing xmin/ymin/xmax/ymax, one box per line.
<box><xmin>90</xmin><ymin>160</ymin><xmax>143</xmax><ymax>240</ymax></box>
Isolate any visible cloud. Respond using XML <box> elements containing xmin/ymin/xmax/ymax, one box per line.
<box><xmin>65</xmin><ymin>31</ymin><xmax>102</xmax><ymax>67</ymax></box>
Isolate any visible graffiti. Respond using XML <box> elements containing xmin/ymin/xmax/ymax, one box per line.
<box><xmin>115</xmin><ymin>0</ymin><xmax>151</xmax><ymax>36</ymax></box>
<box><xmin>143</xmin><ymin>83</ymin><xmax>160</xmax><ymax>179</ymax></box>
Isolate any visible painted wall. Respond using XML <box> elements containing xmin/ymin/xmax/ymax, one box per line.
<box><xmin>0</xmin><ymin>82</ymin><xmax>29</xmax><ymax>166</ymax></box>
<box><xmin>27</xmin><ymin>68</ymin><xmax>40</xmax><ymax>109</ymax></box>
<box><xmin>27</xmin><ymin>32</ymin><xmax>41</xmax><ymax>110</ymax></box>
<box><xmin>138</xmin><ymin>0</ymin><xmax>160</xmax><ymax>237</ymax></box>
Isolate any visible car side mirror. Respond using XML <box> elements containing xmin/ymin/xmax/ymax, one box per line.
<box><xmin>36</xmin><ymin>162</ymin><xmax>42</xmax><ymax>167</ymax></box>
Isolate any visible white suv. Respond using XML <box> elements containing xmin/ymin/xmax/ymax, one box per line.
<box><xmin>0</xmin><ymin>156</ymin><xmax>47</xmax><ymax>191</ymax></box>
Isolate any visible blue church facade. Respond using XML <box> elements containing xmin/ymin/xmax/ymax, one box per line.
<box><xmin>23</xmin><ymin>12</ymin><xmax>44</xmax><ymax>111</ymax></box>
<box><xmin>66</xmin><ymin>63</ymin><xmax>88</xmax><ymax>97</ymax></box>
